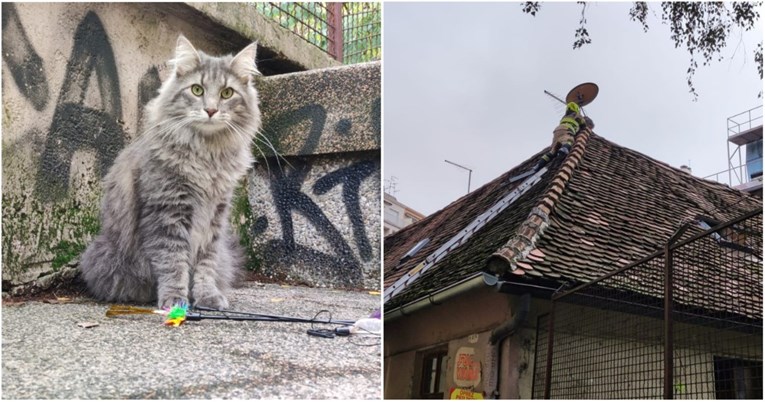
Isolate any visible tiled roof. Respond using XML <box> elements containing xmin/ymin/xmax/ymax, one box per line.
<box><xmin>384</xmin><ymin>129</ymin><xmax>762</xmax><ymax>311</ymax></box>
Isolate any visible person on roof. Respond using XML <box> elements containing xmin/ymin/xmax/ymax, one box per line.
<box><xmin>533</xmin><ymin>102</ymin><xmax>588</xmax><ymax>171</ymax></box>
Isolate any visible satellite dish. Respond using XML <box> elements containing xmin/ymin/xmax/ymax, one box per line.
<box><xmin>565</xmin><ymin>82</ymin><xmax>599</xmax><ymax>107</ymax></box>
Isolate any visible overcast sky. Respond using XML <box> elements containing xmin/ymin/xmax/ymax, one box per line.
<box><xmin>383</xmin><ymin>2</ymin><xmax>763</xmax><ymax>216</ymax></box>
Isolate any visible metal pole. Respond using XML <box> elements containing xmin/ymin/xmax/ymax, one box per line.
<box><xmin>544</xmin><ymin>89</ymin><xmax>587</xmax><ymax>117</ymax></box>
<box><xmin>544</xmin><ymin>303</ymin><xmax>556</xmax><ymax>399</ymax></box>
<box><xmin>663</xmin><ymin>243</ymin><xmax>674</xmax><ymax>399</ymax></box>
<box><xmin>727</xmin><ymin>139</ymin><xmax>732</xmax><ymax>186</ymax></box>
<box><xmin>544</xmin><ymin>90</ymin><xmax>566</xmax><ymax>105</ymax></box>
<box><xmin>739</xmin><ymin>146</ymin><xmax>744</xmax><ymax>185</ymax></box>
<box><xmin>327</xmin><ymin>3</ymin><xmax>344</xmax><ymax>62</ymax></box>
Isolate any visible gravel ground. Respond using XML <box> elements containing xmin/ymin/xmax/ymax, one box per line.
<box><xmin>1</xmin><ymin>282</ymin><xmax>381</xmax><ymax>399</ymax></box>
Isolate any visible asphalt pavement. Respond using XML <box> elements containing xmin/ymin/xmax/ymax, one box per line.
<box><xmin>1</xmin><ymin>282</ymin><xmax>381</xmax><ymax>399</ymax></box>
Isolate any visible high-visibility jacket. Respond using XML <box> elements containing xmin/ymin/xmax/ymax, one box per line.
<box><xmin>559</xmin><ymin>102</ymin><xmax>584</xmax><ymax>134</ymax></box>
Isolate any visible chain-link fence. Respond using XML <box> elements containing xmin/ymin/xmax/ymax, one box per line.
<box><xmin>533</xmin><ymin>209</ymin><xmax>762</xmax><ymax>399</ymax></box>
<box><xmin>253</xmin><ymin>2</ymin><xmax>381</xmax><ymax>64</ymax></box>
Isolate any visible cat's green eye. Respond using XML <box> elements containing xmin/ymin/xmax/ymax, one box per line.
<box><xmin>220</xmin><ymin>87</ymin><xmax>234</xmax><ymax>99</ymax></box>
<box><xmin>191</xmin><ymin>84</ymin><xmax>204</xmax><ymax>96</ymax></box>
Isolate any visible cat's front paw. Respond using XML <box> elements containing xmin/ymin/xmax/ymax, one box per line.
<box><xmin>158</xmin><ymin>295</ymin><xmax>189</xmax><ymax>309</ymax></box>
<box><xmin>193</xmin><ymin>292</ymin><xmax>229</xmax><ymax>310</ymax></box>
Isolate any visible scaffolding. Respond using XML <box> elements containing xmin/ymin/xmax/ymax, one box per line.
<box><xmin>704</xmin><ymin>107</ymin><xmax>763</xmax><ymax>192</ymax></box>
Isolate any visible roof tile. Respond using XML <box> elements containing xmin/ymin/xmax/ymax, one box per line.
<box><xmin>385</xmin><ymin>130</ymin><xmax>762</xmax><ymax>311</ymax></box>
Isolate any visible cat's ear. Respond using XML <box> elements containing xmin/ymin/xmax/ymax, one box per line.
<box><xmin>170</xmin><ymin>35</ymin><xmax>201</xmax><ymax>76</ymax></box>
<box><xmin>230</xmin><ymin>42</ymin><xmax>259</xmax><ymax>83</ymax></box>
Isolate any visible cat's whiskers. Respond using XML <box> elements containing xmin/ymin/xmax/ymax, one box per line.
<box><xmin>253</xmin><ymin>128</ymin><xmax>291</xmax><ymax>170</ymax></box>
<box><xmin>224</xmin><ymin>121</ymin><xmax>272</xmax><ymax>176</ymax></box>
<box><xmin>142</xmin><ymin>115</ymin><xmax>187</xmax><ymax>135</ymax></box>
<box><xmin>154</xmin><ymin>117</ymin><xmax>195</xmax><ymax>142</ymax></box>
<box><xmin>142</xmin><ymin>116</ymin><xmax>191</xmax><ymax>144</ymax></box>
<box><xmin>229</xmin><ymin>121</ymin><xmax>291</xmax><ymax>174</ymax></box>
<box><xmin>230</xmin><ymin>121</ymin><xmax>293</xmax><ymax>172</ymax></box>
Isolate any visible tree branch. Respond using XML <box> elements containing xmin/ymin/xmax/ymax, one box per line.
<box><xmin>573</xmin><ymin>1</ymin><xmax>592</xmax><ymax>49</ymax></box>
<box><xmin>521</xmin><ymin>2</ymin><xmax>541</xmax><ymax>16</ymax></box>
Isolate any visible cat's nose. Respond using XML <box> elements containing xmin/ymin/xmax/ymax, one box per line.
<box><xmin>205</xmin><ymin>108</ymin><xmax>218</xmax><ymax>118</ymax></box>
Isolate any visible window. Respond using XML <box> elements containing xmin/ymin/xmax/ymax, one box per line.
<box><xmin>384</xmin><ymin>207</ymin><xmax>400</xmax><ymax>224</ymax></box>
<box><xmin>745</xmin><ymin>138</ymin><xmax>762</xmax><ymax>180</ymax></box>
<box><xmin>714</xmin><ymin>357</ymin><xmax>763</xmax><ymax>399</ymax></box>
<box><xmin>418</xmin><ymin>347</ymin><xmax>448</xmax><ymax>399</ymax></box>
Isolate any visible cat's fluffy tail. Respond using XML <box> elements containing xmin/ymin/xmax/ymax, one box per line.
<box><xmin>79</xmin><ymin>234</ymin><xmax>156</xmax><ymax>303</ymax></box>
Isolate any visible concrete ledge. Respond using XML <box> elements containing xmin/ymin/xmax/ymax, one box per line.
<box><xmin>186</xmin><ymin>2</ymin><xmax>341</xmax><ymax>71</ymax></box>
<box><xmin>256</xmin><ymin>61</ymin><xmax>381</xmax><ymax>156</ymax></box>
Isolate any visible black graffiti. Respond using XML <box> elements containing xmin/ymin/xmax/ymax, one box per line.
<box><xmin>34</xmin><ymin>12</ymin><xmax>125</xmax><ymax>201</ymax></box>
<box><xmin>334</xmin><ymin>119</ymin><xmax>352</xmax><ymax>136</ymax></box>
<box><xmin>2</xmin><ymin>3</ymin><xmax>50</xmax><ymax>111</ymax></box>
<box><xmin>264</xmin><ymin>103</ymin><xmax>327</xmax><ymax>156</ymax></box>
<box><xmin>262</xmin><ymin>104</ymin><xmax>361</xmax><ymax>285</ymax></box>
<box><xmin>255</xmin><ymin>102</ymin><xmax>379</xmax><ymax>286</ymax></box>
<box><xmin>269</xmin><ymin>159</ymin><xmax>363</xmax><ymax>285</ymax></box>
<box><xmin>262</xmin><ymin>104</ymin><xmax>326</xmax><ymax>254</ymax></box>
<box><xmin>313</xmin><ymin>160</ymin><xmax>377</xmax><ymax>262</ymax></box>
<box><xmin>137</xmin><ymin>66</ymin><xmax>162</xmax><ymax>130</ymax></box>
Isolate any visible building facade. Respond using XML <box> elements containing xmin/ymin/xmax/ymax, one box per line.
<box><xmin>384</xmin><ymin>193</ymin><xmax>425</xmax><ymax>237</ymax></box>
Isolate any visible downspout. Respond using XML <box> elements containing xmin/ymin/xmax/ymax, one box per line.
<box><xmin>490</xmin><ymin>293</ymin><xmax>531</xmax><ymax>344</ymax></box>
<box><xmin>484</xmin><ymin>293</ymin><xmax>531</xmax><ymax>399</ymax></box>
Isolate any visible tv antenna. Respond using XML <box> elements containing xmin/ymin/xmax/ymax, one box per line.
<box><xmin>544</xmin><ymin>82</ymin><xmax>599</xmax><ymax>117</ymax></box>
<box><xmin>385</xmin><ymin>176</ymin><xmax>399</xmax><ymax>196</ymax></box>
<box><xmin>444</xmin><ymin>159</ymin><xmax>473</xmax><ymax>194</ymax></box>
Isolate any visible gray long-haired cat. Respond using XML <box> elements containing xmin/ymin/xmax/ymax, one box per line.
<box><xmin>80</xmin><ymin>35</ymin><xmax>261</xmax><ymax>309</ymax></box>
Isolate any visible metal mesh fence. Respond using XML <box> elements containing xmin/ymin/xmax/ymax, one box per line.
<box><xmin>534</xmin><ymin>209</ymin><xmax>762</xmax><ymax>399</ymax></box>
<box><xmin>671</xmin><ymin>212</ymin><xmax>762</xmax><ymax>399</ymax></box>
<box><xmin>533</xmin><ymin>313</ymin><xmax>550</xmax><ymax>399</ymax></box>
<box><xmin>342</xmin><ymin>3</ymin><xmax>381</xmax><ymax>64</ymax></box>
<box><xmin>252</xmin><ymin>2</ymin><xmax>381</xmax><ymax>64</ymax></box>
<box><xmin>253</xmin><ymin>2</ymin><xmax>331</xmax><ymax>52</ymax></box>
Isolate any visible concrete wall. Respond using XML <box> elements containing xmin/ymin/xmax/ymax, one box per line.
<box><xmin>250</xmin><ymin>63</ymin><xmax>381</xmax><ymax>289</ymax></box>
<box><xmin>1</xmin><ymin>2</ymin><xmax>380</xmax><ymax>294</ymax></box>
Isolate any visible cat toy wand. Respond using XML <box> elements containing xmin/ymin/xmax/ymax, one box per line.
<box><xmin>105</xmin><ymin>304</ymin><xmax>356</xmax><ymax>327</ymax></box>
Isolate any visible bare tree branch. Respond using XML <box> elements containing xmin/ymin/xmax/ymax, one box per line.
<box><xmin>521</xmin><ymin>1</ymin><xmax>763</xmax><ymax>99</ymax></box>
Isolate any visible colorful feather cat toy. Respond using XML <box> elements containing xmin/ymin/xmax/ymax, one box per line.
<box><xmin>106</xmin><ymin>303</ymin><xmax>189</xmax><ymax>326</ymax></box>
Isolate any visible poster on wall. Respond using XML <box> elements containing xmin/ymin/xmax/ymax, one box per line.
<box><xmin>450</xmin><ymin>387</ymin><xmax>484</xmax><ymax>399</ymax></box>
<box><xmin>453</xmin><ymin>346</ymin><xmax>481</xmax><ymax>387</ymax></box>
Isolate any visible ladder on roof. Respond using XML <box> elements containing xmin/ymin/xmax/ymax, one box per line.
<box><xmin>383</xmin><ymin>166</ymin><xmax>550</xmax><ymax>304</ymax></box>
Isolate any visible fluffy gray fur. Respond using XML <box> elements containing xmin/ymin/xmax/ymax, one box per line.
<box><xmin>80</xmin><ymin>36</ymin><xmax>261</xmax><ymax>309</ymax></box>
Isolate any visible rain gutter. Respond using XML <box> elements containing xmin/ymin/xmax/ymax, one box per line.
<box><xmin>383</xmin><ymin>272</ymin><xmax>498</xmax><ymax>322</ymax></box>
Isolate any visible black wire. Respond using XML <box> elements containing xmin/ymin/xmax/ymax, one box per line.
<box><xmin>347</xmin><ymin>335</ymin><xmax>381</xmax><ymax>347</ymax></box>
<box><xmin>310</xmin><ymin>310</ymin><xmax>333</xmax><ymax>330</ymax></box>
<box><xmin>191</xmin><ymin>306</ymin><xmax>355</xmax><ymax>325</ymax></box>
<box><xmin>189</xmin><ymin>306</ymin><xmax>382</xmax><ymax>344</ymax></box>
